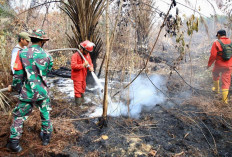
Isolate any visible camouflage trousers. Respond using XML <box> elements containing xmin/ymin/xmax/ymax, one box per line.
<box><xmin>10</xmin><ymin>98</ymin><xmax>52</xmax><ymax>139</ymax></box>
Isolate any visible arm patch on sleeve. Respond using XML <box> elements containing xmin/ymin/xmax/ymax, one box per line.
<box><xmin>13</xmin><ymin>51</ymin><xmax>23</xmax><ymax>70</ymax></box>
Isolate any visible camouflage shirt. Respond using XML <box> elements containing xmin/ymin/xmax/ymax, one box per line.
<box><xmin>12</xmin><ymin>45</ymin><xmax>53</xmax><ymax>102</ymax></box>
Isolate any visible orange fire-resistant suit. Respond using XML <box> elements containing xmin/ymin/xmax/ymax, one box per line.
<box><xmin>71</xmin><ymin>52</ymin><xmax>93</xmax><ymax>98</ymax></box>
<box><xmin>208</xmin><ymin>37</ymin><xmax>232</xmax><ymax>90</ymax></box>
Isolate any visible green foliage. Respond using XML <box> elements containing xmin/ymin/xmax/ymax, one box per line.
<box><xmin>186</xmin><ymin>15</ymin><xmax>199</xmax><ymax>36</ymax></box>
<box><xmin>0</xmin><ymin>3</ymin><xmax>15</xmax><ymax>18</ymax></box>
<box><xmin>165</xmin><ymin>13</ymin><xmax>201</xmax><ymax>69</ymax></box>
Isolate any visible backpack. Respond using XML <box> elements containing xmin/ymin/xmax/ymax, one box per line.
<box><xmin>217</xmin><ymin>39</ymin><xmax>232</xmax><ymax>61</ymax></box>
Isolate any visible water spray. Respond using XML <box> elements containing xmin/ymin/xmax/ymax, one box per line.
<box><xmin>91</xmin><ymin>71</ymin><xmax>104</xmax><ymax>93</ymax></box>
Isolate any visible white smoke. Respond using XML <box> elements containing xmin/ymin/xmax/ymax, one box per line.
<box><xmin>49</xmin><ymin>74</ymin><xmax>167</xmax><ymax>119</ymax></box>
<box><xmin>89</xmin><ymin>74</ymin><xmax>167</xmax><ymax>118</ymax></box>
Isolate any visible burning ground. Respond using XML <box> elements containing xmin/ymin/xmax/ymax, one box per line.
<box><xmin>0</xmin><ymin>74</ymin><xmax>231</xmax><ymax>157</ymax></box>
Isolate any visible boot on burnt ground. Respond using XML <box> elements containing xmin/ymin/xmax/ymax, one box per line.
<box><xmin>75</xmin><ymin>97</ymin><xmax>82</xmax><ymax>106</ymax></box>
<box><xmin>40</xmin><ymin>132</ymin><xmax>51</xmax><ymax>146</ymax></box>
<box><xmin>81</xmin><ymin>93</ymin><xmax>85</xmax><ymax>104</ymax></box>
<box><xmin>6</xmin><ymin>138</ymin><xmax>22</xmax><ymax>152</ymax></box>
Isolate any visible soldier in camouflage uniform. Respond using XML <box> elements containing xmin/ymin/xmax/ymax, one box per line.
<box><xmin>7</xmin><ymin>29</ymin><xmax>53</xmax><ymax>152</ymax></box>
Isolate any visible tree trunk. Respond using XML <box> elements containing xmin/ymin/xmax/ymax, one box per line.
<box><xmin>102</xmin><ymin>0</ymin><xmax>110</xmax><ymax>119</ymax></box>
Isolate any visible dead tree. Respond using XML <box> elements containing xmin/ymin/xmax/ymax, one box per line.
<box><xmin>112</xmin><ymin>0</ymin><xmax>154</xmax><ymax>72</ymax></box>
<box><xmin>131</xmin><ymin>0</ymin><xmax>154</xmax><ymax>56</ymax></box>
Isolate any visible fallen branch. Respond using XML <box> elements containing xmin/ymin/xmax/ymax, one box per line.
<box><xmin>52</xmin><ymin>116</ymin><xmax>101</xmax><ymax>121</ymax></box>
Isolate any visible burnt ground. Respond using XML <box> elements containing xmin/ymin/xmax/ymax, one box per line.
<box><xmin>63</xmin><ymin>103</ymin><xmax>232</xmax><ymax>157</ymax></box>
<box><xmin>0</xmin><ymin>88</ymin><xmax>231</xmax><ymax>157</ymax></box>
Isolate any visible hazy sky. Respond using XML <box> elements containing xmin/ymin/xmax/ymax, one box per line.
<box><xmin>11</xmin><ymin>0</ymin><xmax>223</xmax><ymax>17</ymax></box>
<box><xmin>155</xmin><ymin>0</ymin><xmax>223</xmax><ymax>17</ymax></box>
<box><xmin>10</xmin><ymin>0</ymin><xmax>60</xmax><ymax>13</ymax></box>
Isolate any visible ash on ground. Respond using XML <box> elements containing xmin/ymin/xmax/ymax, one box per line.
<box><xmin>0</xmin><ymin>76</ymin><xmax>231</xmax><ymax>157</ymax></box>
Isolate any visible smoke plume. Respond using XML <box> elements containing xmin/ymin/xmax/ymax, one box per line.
<box><xmin>90</xmin><ymin>74</ymin><xmax>167</xmax><ymax>118</ymax></box>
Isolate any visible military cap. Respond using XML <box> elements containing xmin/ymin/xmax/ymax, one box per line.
<box><xmin>29</xmin><ymin>29</ymin><xmax>49</xmax><ymax>41</ymax></box>
<box><xmin>18</xmin><ymin>32</ymin><xmax>31</xmax><ymax>42</ymax></box>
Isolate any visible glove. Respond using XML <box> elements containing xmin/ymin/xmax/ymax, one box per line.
<box><xmin>89</xmin><ymin>67</ymin><xmax>94</xmax><ymax>72</ymax></box>
<box><xmin>8</xmin><ymin>85</ymin><xmax>12</xmax><ymax>92</ymax></box>
<box><xmin>83</xmin><ymin>61</ymin><xmax>89</xmax><ymax>68</ymax></box>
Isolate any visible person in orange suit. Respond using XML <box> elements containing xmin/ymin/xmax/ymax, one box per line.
<box><xmin>207</xmin><ymin>29</ymin><xmax>232</xmax><ymax>104</ymax></box>
<box><xmin>71</xmin><ymin>40</ymin><xmax>95</xmax><ymax>105</ymax></box>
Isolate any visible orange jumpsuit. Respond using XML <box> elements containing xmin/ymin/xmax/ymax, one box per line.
<box><xmin>208</xmin><ymin>37</ymin><xmax>232</xmax><ymax>89</ymax></box>
<box><xmin>71</xmin><ymin>52</ymin><xmax>93</xmax><ymax>97</ymax></box>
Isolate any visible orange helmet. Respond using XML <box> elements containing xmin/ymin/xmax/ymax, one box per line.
<box><xmin>80</xmin><ymin>40</ymin><xmax>95</xmax><ymax>52</ymax></box>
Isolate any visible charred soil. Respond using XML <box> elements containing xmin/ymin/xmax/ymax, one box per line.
<box><xmin>0</xmin><ymin>90</ymin><xmax>231</xmax><ymax>157</ymax></box>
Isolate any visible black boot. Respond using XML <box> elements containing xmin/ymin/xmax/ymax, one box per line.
<box><xmin>40</xmin><ymin>132</ymin><xmax>51</xmax><ymax>146</ymax></box>
<box><xmin>75</xmin><ymin>97</ymin><xmax>82</xmax><ymax>106</ymax></box>
<box><xmin>81</xmin><ymin>93</ymin><xmax>85</xmax><ymax>104</ymax></box>
<box><xmin>6</xmin><ymin>138</ymin><xmax>22</xmax><ymax>152</ymax></box>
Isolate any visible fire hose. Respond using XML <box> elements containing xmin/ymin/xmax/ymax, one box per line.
<box><xmin>0</xmin><ymin>48</ymin><xmax>103</xmax><ymax>92</ymax></box>
<box><xmin>48</xmin><ymin>48</ymin><xmax>103</xmax><ymax>91</ymax></box>
<box><xmin>0</xmin><ymin>88</ymin><xmax>8</xmax><ymax>92</ymax></box>
<box><xmin>49</xmin><ymin>48</ymin><xmax>105</xmax><ymax>128</ymax></box>
<box><xmin>47</xmin><ymin>48</ymin><xmax>90</xmax><ymax>67</ymax></box>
